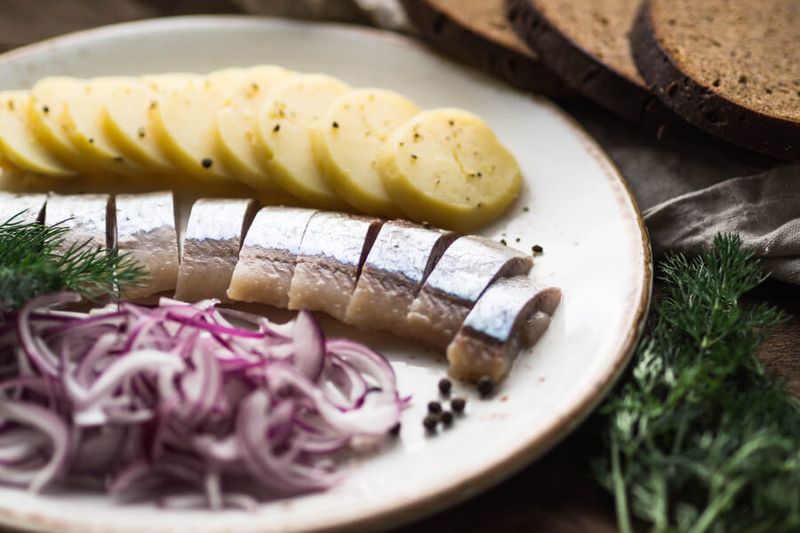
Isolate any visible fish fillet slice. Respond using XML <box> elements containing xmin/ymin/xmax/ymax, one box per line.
<box><xmin>227</xmin><ymin>206</ymin><xmax>317</xmax><ymax>308</ymax></box>
<box><xmin>447</xmin><ymin>277</ymin><xmax>561</xmax><ymax>382</ymax></box>
<box><xmin>174</xmin><ymin>198</ymin><xmax>258</xmax><ymax>302</ymax></box>
<box><xmin>116</xmin><ymin>191</ymin><xmax>179</xmax><ymax>299</ymax></box>
<box><xmin>0</xmin><ymin>192</ymin><xmax>47</xmax><ymax>224</ymax></box>
<box><xmin>344</xmin><ymin>220</ymin><xmax>456</xmax><ymax>335</ymax></box>
<box><xmin>406</xmin><ymin>236</ymin><xmax>533</xmax><ymax>349</ymax></box>
<box><xmin>288</xmin><ymin>212</ymin><xmax>383</xmax><ymax>321</ymax></box>
<box><xmin>44</xmin><ymin>193</ymin><xmax>112</xmax><ymax>255</ymax></box>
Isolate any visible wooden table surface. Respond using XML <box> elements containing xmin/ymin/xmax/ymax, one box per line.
<box><xmin>2</xmin><ymin>2</ymin><xmax>798</xmax><ymax>531</ymax></box>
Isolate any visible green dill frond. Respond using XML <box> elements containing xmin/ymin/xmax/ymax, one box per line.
<box><xmin>0</xmin><ymin>216</ymin><xmax>145</xmax><ymax>309</ymax></box>
<box><xmin>595</xmin><ymin>233</ymin><xmax>798</xmax><ymax>533</ymax></box>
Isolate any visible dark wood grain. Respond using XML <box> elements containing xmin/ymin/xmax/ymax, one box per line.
<box><xmin>0</xmin><ymin>3</ymin><xmax>797</xmax><ymax>532</ymax></box>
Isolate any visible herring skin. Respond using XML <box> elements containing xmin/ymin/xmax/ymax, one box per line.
<box><xmin>406</xmin><ymin>235</ymin><xmax>533</xmax><ymax>349</ymax></box>
<box><xmin>115</xmin><ymin>191</ymin><xmax>179</xmax><ymax>299</ymax></box>
<box><xmin>344</xmin><ymin>220</ymin><xmax>456</xmax><ymax>335</ymax></box>
<box><xmin>227</xmin><ymin>206</ymin><xmax>317</xmax><ymax>308</ymax></box>
<box><xmin>0</xmin><ymin>191</ymin><xmax>46</xmax><ymax>224</ymax></box>
<box><xmin>44</xmin><ymin>192</ymin><xmax>112</xmax><ymax>254</ymax></box>
<box><xmin>447</xmin><ymin>276</ymin><xmax>561</xmax><ymax>382</ymax></box>
<box><xmin>174</xmin><ymin>198</ymin><xmax>258</xmax><ymax>303</ymax></box>
<box><xmin>288</xmin><ymin>212</ymin><xmax>383</xmax><ymax>321</ymax></box>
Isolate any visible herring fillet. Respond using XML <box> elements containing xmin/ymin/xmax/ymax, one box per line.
<box><xmin>406</xmin><ymin>236</ymin><xmax>533</xmax><ymax>349</ymax></box>
<box><xmin>0</xmin><ymin>192</ymin><xmax>46</xmax><ymax>224</ymax></box>
<box><xmin>447</xmin><ymin>277</ymin><xmax>561</xmax><ymax>382</ymax></box>
<box><xmin>116</xmin><ymin>192</ymin><xmax>179</xmax><ymax>299</ymax></box>
<box><xmin>227</xmin><ymin>206</ymin><xmax>316</xmax><ymax>308</ymax></box>
<box><xmin>344</xmin><ymin>220</ymin><xmax>456</xmax><ymax>334</ymax></box>
<box><xmin>174</xmin><ymin>198</ymin><xmax>258</xmax><ymax>302</ymax></box>
<box><xmin>44</xmin><ymin>193</ymin><xmax>112</xmax><ymax>254</ymax></box>
<box><xmin>288</xmin><ymin>212</ymin><xmax>383</xmax><ymax>321</ymax></box>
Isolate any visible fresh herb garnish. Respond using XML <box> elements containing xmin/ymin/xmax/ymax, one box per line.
<box><xmin>0</xmin><ymin>214</ymin><xmax>144</xmax><ymax>309</ymax></box>
<box><xmin>595</xmin><ymin>234</ymin><xmax>799</xmax><ymax>532</ymax></box>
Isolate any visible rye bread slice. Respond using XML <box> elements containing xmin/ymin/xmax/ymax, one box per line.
<box><xmin>630</xmin><ymin>0</ymin><xmax>800</xmax><ymax>160</ymax></box>
<box><xmin>401</xmin><ymin>0</ymin><xmax>568</xmax><ymax>96</ymax></box>
<box><xmin>506</xmin><ymin>0</ymin><xmax>674</xmax><ymax>132</ymax></box>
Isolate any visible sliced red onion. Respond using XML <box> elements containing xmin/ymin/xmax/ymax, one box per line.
<box><xmin>0</xmin><ymin>293</ymin><xmax>404</xmax><ymax>508</ymax></box>
<box><xmin>0</xmin><ymin>429</ymin><xmax>48</xmax><ymax>464</ymax></box>
<box><xmin>291</xmin><ymin>311</ymin><xmax>325</xmax><ymax>381</ymax></box>
<box><xmin>237</xmin><ymin>390</ymin><xmax>338</xmax><ymax>493</ymax></box>
<box><xmin>0</xmin><ymin>400</ymin><xmax>70</xmax><ymax>491</ymax></box>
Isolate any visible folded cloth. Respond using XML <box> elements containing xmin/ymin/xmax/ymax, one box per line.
<box><xmin>644</xmin><ymin>165</ymin><xmax>800</xmax><ymax>283</ymax></box>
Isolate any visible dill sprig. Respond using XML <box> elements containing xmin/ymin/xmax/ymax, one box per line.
<box><xmin>595</xmin><ymin>234</ymin><xmax>799</xmax><ymax>532</ymax></box>
<box><xmin>0</xmin><ymin>213</ymin><xmax>144</xmax><ymax>309</ymax></box>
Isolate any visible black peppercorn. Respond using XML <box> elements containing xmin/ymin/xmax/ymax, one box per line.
<box><xmin>451</xmin><ymin>397</ymin><xmax>466</xmax><ymax>413</ymax></box>
<box><xmin>477</xmin><ymin>376</ymin><xmax>494</xmax><ymax>397</ymax></box>
<box><xmin>201</xmin><ymin>158</ymin><xmax>213</xmax><ymax>169</ymax></box>
<box><xmin>427</xmin><ymin>401</ymin><xmax>442</xmax><ymax>414</ymax></box>
<box><xmin>438</xmin><ymin>378</ymin><xmax>452</xmax><ymax>395</ymax></box>
<box><xmin>532</xmin><ymin>244</ymin><xmax>544</xmax><ymax>254</ymax></box>
<box><xmin>441</xmin><ymin>411</ymin><xmax>454</xmax><ymax>425</ymax></box>
<box><xmin>423</xmin><ymin>415</ymin><xmax>439</xmax><ymax>431</ymax></box>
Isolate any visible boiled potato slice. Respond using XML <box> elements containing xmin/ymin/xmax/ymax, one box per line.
<box><xmin>63</xmin><ymin>77</ymin><xmax>143</xmax><ymax>175</ymax></box>
<box><xmin>151</xmin><ymin>68</ymin><xmax>247</xmax><ymax>183</ymax></box>
<box><xmin>378</xmin><ymin>108</ymin><xmax>521</xmax><ymax>232</ymax></box>
<box><xmin>28</xmin><ymin>76</ymin><xmax>88</xmax><ymax>171</ymax></box>
<box><xmin>103</xmin><ymin>73</ymin><xmax>197</xmax><ymax>173</ymax></box>
<box><xmin>216</xmin><ymin>65</ymin><xmax>295</xmax><ymax>192</ymax></box>
<box><xmin>257</xmin><ymin>74</ymin><xmax>350</xmax><ymax>208</ymax></box>
<box><xmin>311</xmin><ymin>88</ymin><xmax>419</xmax><ymax>216</ymax></box>
<box><xmin>0</xmin><ymin>91</ymin><xmax>75</xmax><ymax>178</ymax></box>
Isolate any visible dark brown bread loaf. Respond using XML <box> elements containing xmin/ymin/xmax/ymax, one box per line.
<box><xmin>401</xmin><ymin>0</ymin><xmax>568</xmax><ymax>97</ymax></box>
<box><xmin>630</xmin><ymin>0</ymin><xmax>800</xmax><ymax>160</ymax></box>
<box><xmin>506</xmin><ymin>0</ymin><xmax>674</xmax><ymax>132</ymax></box>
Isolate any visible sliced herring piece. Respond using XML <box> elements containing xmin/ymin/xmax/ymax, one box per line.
<box><xmin>288</xmin><ymin>212</ymin><xmax>383</xmax><ymax>321</ymax></box>
<box><xmin>116</xmin><ymin>191</ymin><xmax>179</xmax><ymax>299</ymax></box>
<box><xmin>406</xmin><ymin>236</ymin><xmax>533</xmax><ymax>349</ymax></box>
<box><xmin>446</xmin><ymin>277</ymin><xmax>561</xmax><ymax>382</ymax></box>
<box><xmin>44</xmin><ymin>193</ymin><xmax>112</xmax><ymax>255</ymax></box>
<box><xmin>344</xmin><ymin>220</ymin><xmax>456</xmax><ymax>335</ymax></box>
<box><xmin>0</xmin><ymin>192</ymin><xmax>47</xmax><ymax>224</ymax></box>
<box><xmin>174</xmin><ymin>198</ymin><xmax>258</xmax><ymax>302</ymax></box>
<box><xmin>227</xmin><ymin>206</ymin><xmax>317</xmax><ymax>308</ymax></box>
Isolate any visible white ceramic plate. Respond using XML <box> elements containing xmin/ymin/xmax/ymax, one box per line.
<box><xmin>0</xmin><ymin>16</ymin><xmax>651</xmax><ymax>532</ymax></box>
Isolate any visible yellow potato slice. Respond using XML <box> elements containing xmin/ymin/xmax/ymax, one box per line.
<box><xmin>151</xmin><ymin>68</ymin><xmax>247</xmax><ymax>183</ymax></box>
<box><xmin>28</xmin><ymin>76</ymin><xmax>88</xmax><ymax>171</ymax></box>
<box><xmin>103</xmin><ymin>73</ymin><xmax>197</xmax><ymax>173</ymax></box>
<box><xmin>63</xmin><ymin>77</ymin><xmax>144</xmax><ymax>175</ymax></box>
<box><xmin>216</xmin><ymin>65</ymin><xmax>295</xmax><ymax>192</ymax></box>
<box><xmin>378</xmin><ymin>108</ymin><xmax>521</xmax><ymax>232</ymax></box>
<box><xmin>257</xmin><ymin>74</ymin><xmax>350</xmax><ymax>208</ymax></box>
<box><xmin>311</xmin><ymin>88</ymin><xmax>419</xmax><ymax>216</ymax></box>
<box><xmin>0</xmin><ymin>91</ymin><xmax>75</xmax><ymax>178</ymax></box>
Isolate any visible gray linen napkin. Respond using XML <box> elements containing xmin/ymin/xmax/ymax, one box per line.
<box><xmin>644</xmin><ymin>166</ymin><xmax>800</xmax><ymax>283</ymax></box>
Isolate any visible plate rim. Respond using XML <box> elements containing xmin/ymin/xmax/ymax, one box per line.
<box><xmin>0</xmin><ymin>15</ymin><xmax>653</xmax><ymax>532</ymax></box>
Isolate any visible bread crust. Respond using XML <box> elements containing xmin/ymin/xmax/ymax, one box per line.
<box><xmin>630</xmin><ymin>0</ymin><xmax>799</xmax><ymax>161</ymax></box>
<box><xmin>505</xmin><ymin>0</ymin><xmax>675</xmax><ymax>133</ymax></box>
<box><xmin>401</xmin><ymin>0</ymin><xmax>568</xmax><ymax>97</ymax></box>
